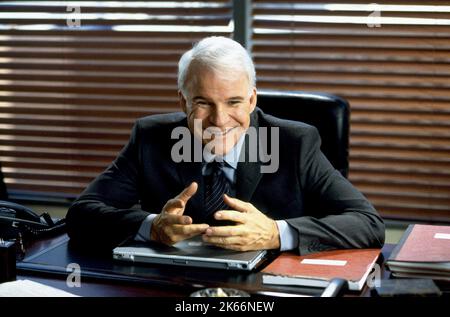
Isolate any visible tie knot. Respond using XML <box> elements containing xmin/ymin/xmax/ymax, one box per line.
<box><xmin>206</xmin><ymin>160</ymin><xmax>227</xmax><ymax>174</ymax></box>
<box><xmin>210</xmin><ymin>160</ymin><xmax>225</xmax><ymax>169</ymax></box>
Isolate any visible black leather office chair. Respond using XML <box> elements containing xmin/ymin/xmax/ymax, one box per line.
<box><xmin>0</xmin><ymin>162</ymin><xmax>8</xmax><ymax>200</ymax></box>
<box><xmin>257</xmin><ymin>90</ymin><xmax>350</xmax><ymax>178</ymax></box>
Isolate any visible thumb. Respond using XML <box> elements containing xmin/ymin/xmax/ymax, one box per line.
<box><xmin>223</xmin><ymin>194</ymin><xmax>250</xmax><ymax>213</ymax></box>
<box><xmin>176</xmin><ymin>182</ymin><xmax>198</xmax><ymax>205</ymax></box>
<box><xmin>164</xmin><ymin>182</ymin><xmax>198</xmax><ymax>215</ymax></box>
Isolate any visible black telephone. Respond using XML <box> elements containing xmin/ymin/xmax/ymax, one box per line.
<box><xmin>0</xmin><ymin>200</ymin><xmax>66</xmax><ymax>242</ymax></box>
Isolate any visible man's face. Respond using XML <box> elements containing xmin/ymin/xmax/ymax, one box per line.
<box><xmin>179</xmin><ymin>65</ymin><xmax>257</xmax><ymax>156</ymax></box>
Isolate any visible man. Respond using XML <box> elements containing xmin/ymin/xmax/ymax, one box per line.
<box><xmin>67</xmin><ymin>36</ymin><xmax>384</xmax><ymax>254</ymax></box>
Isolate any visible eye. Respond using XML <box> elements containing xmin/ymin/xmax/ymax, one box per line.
<box><xmin>228</xmin><ymin>100</ymin><xmax>241</xmax><ymax>106</ymax></box>
<box><xmin>194</xmin><ymin>100</ymin><xmax>210</xmax><ymax>107</ymax></box>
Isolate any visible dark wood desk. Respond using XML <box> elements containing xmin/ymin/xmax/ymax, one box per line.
<box><xmin>16</xmin><ymin>234</ymin><xmax>394</xmax><ymax>297</ymax></box>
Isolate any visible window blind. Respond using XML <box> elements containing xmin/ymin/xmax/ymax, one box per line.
<box><xmin>0</xmin><ymin>0</ymin><xmax>232</xmax><ymax>200</ymax></box>
<box><xmin>1</xmin><ymin>1</ymin><xmax>449</xmax><ymax>223</ymax></box>
<box><xmin>252</xmin><ymin>0</ymin><xmax>450</xmax><ymax>222</ymax></box>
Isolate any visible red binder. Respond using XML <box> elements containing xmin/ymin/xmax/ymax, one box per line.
<box><xmin>262</xmin><ymin>248</ymin><xmax>380</xmax><ymax>291</ymax></box>
<box><xmin>386</xmin><ymin>224</ymin><xmax>450</xmax><ymax>280</ymax></box>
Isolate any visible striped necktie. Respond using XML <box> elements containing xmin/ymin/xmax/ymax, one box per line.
<box><xmin>204</xmin><ymin>161</ymin><xmax>230</xmax><ymax>218</ymax></box>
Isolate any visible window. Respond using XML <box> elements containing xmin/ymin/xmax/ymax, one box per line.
<box><xmin>252</xmin><ymin>0</ymin><xmax>450</xmax><ymax>222</ymax></box>
<box><xmin>0</xmin><ymin>0</ymin><xmax>232</xmax><ymax>200</ymax></box>
<box><xmin>1</xmin><ymin>0</ymin><xmax>449</xmax><ymax>222</ymax></box>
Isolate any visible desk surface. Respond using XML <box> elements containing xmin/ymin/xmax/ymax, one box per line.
<box><xmin>16</xmin><ymin>234</ymin><xmax>394</xmax><ymax>297</ymax></box>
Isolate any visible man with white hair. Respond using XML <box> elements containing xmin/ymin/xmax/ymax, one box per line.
<box><xmin>67</xmin><ymin>36</ymin><xmax>384</xmax><ymax>254</ymax></box>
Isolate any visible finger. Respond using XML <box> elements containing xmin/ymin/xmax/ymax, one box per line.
<box><xmin>205</xmin><ymin>225</ymin><xmax>242</xmax><ymax>237</ymax></box>
<box><xmin>164</xmin><ymin>214</ymin><xmax>193</xmax><ymax>225</ymax></box>
<box><xmin>176</xmin><ymin>182</ymin><xmax>198</xmax><ymax>204</ymax></box>
<box><xmin>213</xmin><ymin>244</ymin><xmax>249</xmax><ymax>252</ymax></box>
<box><xmin>214</xmin><ymin>210</ymin><xmax>246</xmax><ymax>224</ymax></box>
<box><xmin>202</xmin><ymin>235</ymin><xmax>244</xmax><ymax>246</ymax></box>
<box><xmin>223</xmin><ymin>194</ymin><xmax>250</xmax><ymax>213</ymax></box>
<box><xmin>163</xmin><ymin>198</ymin><xmax>185</xmax><ymax>214</ymax></box>
<box><xmin>164</xmin><ymin>182</ymin><xmax>197</xmax><ymax>215</ymax></box>
<box><xmin>171</xmin><ymin>223</ymin><xmax>210</xmax><ymax>236</ymax></box>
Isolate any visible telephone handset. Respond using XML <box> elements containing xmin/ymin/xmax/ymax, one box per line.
<box><xmin>0</xmin><ymin>200</ymin><xmax>66</xmax><ymax>240</ymax></box>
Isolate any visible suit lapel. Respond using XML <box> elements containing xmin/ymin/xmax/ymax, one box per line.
<box><xmin>176</xmin><ymin>160</ymin><xmax>204</xmax><ymax>219</ymax></box>
<box><xmin>236</xmin><ymin>110</ymin><xmax>263</xmax><ymax>201</ymax></box>
<box><xmin>173</xmin><ymin>124</ymin><xmax>206</xmax><ymax>220</ymax></box>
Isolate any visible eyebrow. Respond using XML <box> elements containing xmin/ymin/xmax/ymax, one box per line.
<box><xmin>192</xmin><ymin>96</ymin><xmax>208</xmax><ymax>101</ymax></box>
<box><xmin>192</xmin><ymin>96</ymin><xmax>245</xmax><ymax>101</ymax></box>
<box><xmin>227</xmin><ymin>96</ymin><xmax>244</xmax><ymax>101</ymax></box>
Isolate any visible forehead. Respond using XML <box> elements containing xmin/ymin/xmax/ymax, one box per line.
<box><xmin>186</xmin><ymin>64</ymin><xmax>249</xmax><ymax>97</ymax></box>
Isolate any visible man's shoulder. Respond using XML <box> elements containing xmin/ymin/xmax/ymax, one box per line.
<box><xmin>135</xmin><ymin>112</ymin><xmax>187</xmax><ymax>130</ymax></box>
<box><xmin>255</xmin><ymin>107</ymin><xmax>318</xmax><ymax>138</ymax></box>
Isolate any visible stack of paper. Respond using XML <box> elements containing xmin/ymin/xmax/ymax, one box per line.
<box><xmin>0</xmin><ymin>279</ymin><xmax>79</xmax><ymax>297</ymax></box>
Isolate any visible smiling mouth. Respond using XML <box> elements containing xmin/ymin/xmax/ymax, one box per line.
<box><xmin>205</xmin><ymin>126</ymin><xmax>238</xmax><ymax>137</ymax></box>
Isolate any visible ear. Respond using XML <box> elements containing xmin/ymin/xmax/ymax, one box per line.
<box><xmin>249</xmin><ymin>87</ymin><xmax>257</xmax><ymax>113</ymax></box>
<box><xmin>179</xmin><ymin>91</ymin><xmax>187</xmax><ymax>114</ymax></box>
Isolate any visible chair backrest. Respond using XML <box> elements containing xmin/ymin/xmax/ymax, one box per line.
<box><xmin>0</xmin><ymin>162</ymin><xmax>8</xmax><ymax>200</ymax></box>
<box><xmin>257</xmin><ymin>90</ymin><xmax>350</xmax><ymax>178</ymax></box>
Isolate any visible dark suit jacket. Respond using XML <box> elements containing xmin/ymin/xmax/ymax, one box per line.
<box><xmin>67</xmin><ymin>108</ymin><xmax>385</xmax><ymax>254</ymax></box>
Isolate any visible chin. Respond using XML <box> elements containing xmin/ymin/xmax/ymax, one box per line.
<box><xmin>202</xmin><ymin>127</ymin><xmax>243</xmax><ymax>155</ymax></box>
<box><xmin>203</xmin><ymin>137</ymin><xmax>237</xmax><ymax>156</ymax></box>
<box><xmin>212</xmin><ymin>146</ymin><xmax>233</xmax><ymax>156</ymax></box>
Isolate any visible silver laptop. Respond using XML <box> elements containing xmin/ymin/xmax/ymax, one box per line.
<box><xmin>113</xmin><ymin>236</ymin><xmax>267</xmax><ymax>271</ymax></box>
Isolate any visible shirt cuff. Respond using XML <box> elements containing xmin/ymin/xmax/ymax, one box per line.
<box><xmin>276</xmin><ymin>220</ymin><xmax>299</xmax><ymax>252</ymax></box>
<box><xmin>134</xmin><ymin>214</ymin><xmax>157</xmax><ymax>242</ymax></box>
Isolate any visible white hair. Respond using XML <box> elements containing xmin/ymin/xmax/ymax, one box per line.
<box><xmin>177</xmin><ymin>36</ymin><xmax>256</xmax><ymax>97</ymax></box>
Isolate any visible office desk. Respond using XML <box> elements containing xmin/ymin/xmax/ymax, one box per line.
<box><xmin>16</xmin><ymin>234</ymin><xmax>394</xmax><ymax>297</ymax></box>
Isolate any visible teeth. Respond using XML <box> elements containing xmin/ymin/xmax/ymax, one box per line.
<box><xmin>208</xmin><ymin>127</ymin><xmax>234</xmax><ymax>136</ymax></box>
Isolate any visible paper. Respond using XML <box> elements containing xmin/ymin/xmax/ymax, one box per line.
<box><xmin>0</xmin><ymin>279</ymin><xmax>79</xmax><ymax>297</ymax></box>
<box><xmin>434</xmin><ymin>233</ymin><xmax>450</xmax><ymax>240</ymax></box>
<box><xmin>300</xmin><ymin>259</ymin><xmax>347</xmax><ymax>266</ymax></box>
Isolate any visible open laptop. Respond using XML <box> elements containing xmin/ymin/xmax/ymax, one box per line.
<box><xmin>113</xmin><ymin>236</ymin><xmax>267</xmax><ymax>271</ymax></box>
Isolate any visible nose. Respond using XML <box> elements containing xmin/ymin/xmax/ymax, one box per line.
<box><xmin>209</xmin><ymin>105</ymin><xmax>229</xmax><ymax>127</ymax></box>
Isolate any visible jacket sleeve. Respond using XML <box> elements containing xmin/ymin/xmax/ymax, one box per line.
<box><xmin>285</xmin><ymin>127</ymin><xmax>385</xmax><ymax>255</ymax></box>
<box><xmin>66</xmin><ymin>121</ymin><xmax>150</xmax><ymax>249</ymax></box>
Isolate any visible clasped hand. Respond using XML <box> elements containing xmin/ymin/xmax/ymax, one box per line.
<box><xmin>151</xmin><ymin>182</ymin><xmax>280</xmax><ymax>251</ymax></box>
